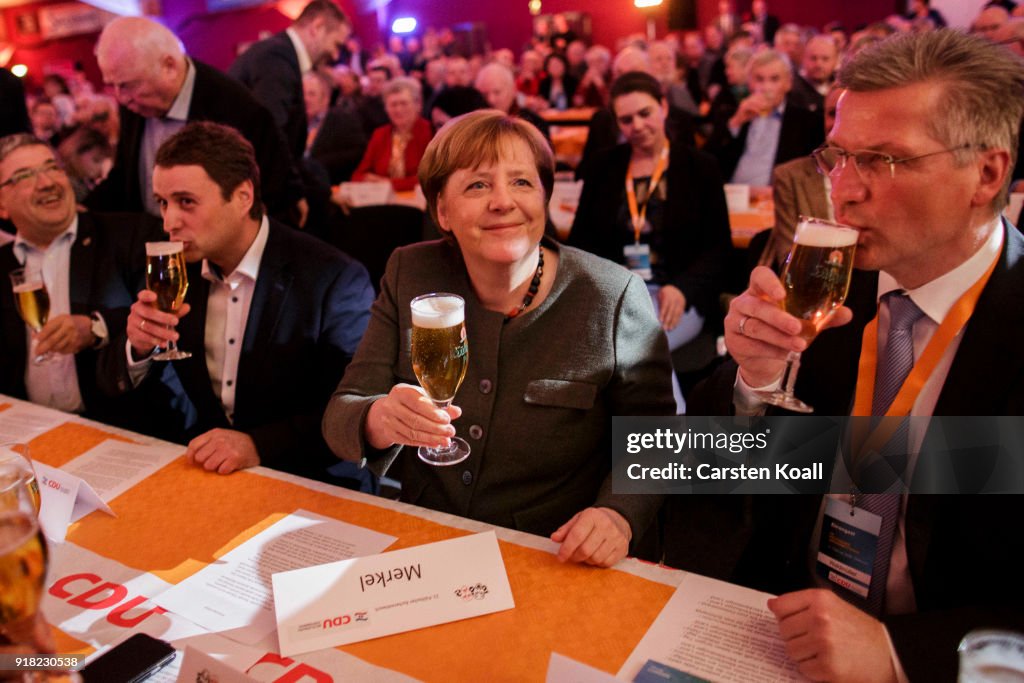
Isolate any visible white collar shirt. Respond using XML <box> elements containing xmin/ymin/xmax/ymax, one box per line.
<box><xmin>13</xmin><ymin>217</ymin><xmax>83</xmax><ymax>413</ymax></box>
<box><xmin>200</xmin><ymin>216</ymin><xmax>270</xmax><ymax>424</ymax></box>
<box><xmin>286</xmin><ymin>27</ymin><xmax>314</xmax><ymax>73</ymax></box>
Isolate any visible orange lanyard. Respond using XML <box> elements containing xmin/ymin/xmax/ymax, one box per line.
<box><xmin>625</xmin><ymin>142</ymin><xmax>669</xmax><ymax>244</ymax></box>
<box><xmin>849</xmin><ymin>252</ymin><xmax>999</xmax><ymax>456</ymax></box>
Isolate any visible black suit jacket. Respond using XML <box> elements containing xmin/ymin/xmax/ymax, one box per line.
<box><xmin>568</xmin><ymin>143</ymin><xmax>733</xmax><ymax>319</ymax></box>
<box><xmin>787</xmin><ymin>76</ymin><xmax>826</xmax><ymax>113</ymax></box>
<box><xmin>682</xmin><ymin>223</ymin><xmax>1024</xmax><ymax>680</ymax></box>
<box><xmin>88</xmin><ymin>60</ymin><xmax>302</xmax><ymax>221</ymax></box>
<box><xmin>705</xmin><ymin>102</ymin><xmax>824</xmax><ymax>182</ymax></box>
<box><xmin>0</xmin><ymin>212</ymin><xmax>189</xmax><ymax>436</ymax></box>
<box><xmin>309</xmin><ymin>104</ymin><xmax>368</xmax><ymax>185</ymax></box>
<box><xmin>229</xmin><ymin>32</ymin><xmax>307</xmax><ymax>164</ymax></box>
<box><xmin>102</xmin><ymin>219</ymin><xmax>374</xmax><ymax>480</ymax></box>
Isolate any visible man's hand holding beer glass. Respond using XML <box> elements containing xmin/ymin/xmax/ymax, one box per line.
<box><xmin>727</xmin><ymin>219</ymin><xmax>857</xmax><ymax>411</ymax></box>
<box><xmin>126</xmin><ymin>289</ymin><xmax>190</xmax><ymax>361</ymax></box>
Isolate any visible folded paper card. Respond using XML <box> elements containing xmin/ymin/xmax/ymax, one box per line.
<box><xmin>272</xmin><ymin>531</ymin><xmax>515</xmax><ymax>656</ymax></box>
<box><xmin>34</xmin><ymin>461</ymin><xmax>114</xmax><ymax>542</ymax></box>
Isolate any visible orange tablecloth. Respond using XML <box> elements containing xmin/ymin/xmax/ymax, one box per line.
<box><xmin>6</xmin><ymin>400</ymin><xmax>681</xmax><ymax>682</ymax></box>
<box><xmin>539</xmin><ymin>107</ymin><xmax>597</xmax><ymax>126</ymax></box>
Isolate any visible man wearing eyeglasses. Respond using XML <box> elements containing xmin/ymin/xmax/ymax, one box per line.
<box><xmin>686</xmin><ymin>31</ymin><xmax>1024</xmax><ymax>682</ymax></box>
<box><xmin>0</xmin><ymin>133</ymin><xmax>187</xmax><ymax>435</ymax></box>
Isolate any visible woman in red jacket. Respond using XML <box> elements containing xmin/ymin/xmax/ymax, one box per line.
<box><xmin>352</xmin><ymin>77</ymin><xmax>433</xmax><ymax>191</ymax></box>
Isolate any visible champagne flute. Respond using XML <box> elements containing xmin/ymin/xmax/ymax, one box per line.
<box><xmin>410</xmin><ymin>293</ymin><xmax>470</xmax><ymax>466</ymax></box>
<box><xmin>755</xmin><ymin>217</ymin><xmax>858</xmax><ymax>413</ymax></box>
<box><xmin>145</xmin><ymin>242</ymin><xmax>191</xmax><ymax>361</ymax></box>
<box><xmin>9</xmin><ymin>268</ymin><xmax>55</xmax><ymax>366</ymax></box>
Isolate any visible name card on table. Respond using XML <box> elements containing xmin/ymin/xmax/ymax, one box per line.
<box><xmin>339</xmin><ymin>181</ymin><xmax>396</xmax><ymax>207</ymax></box>
<box><xmin>33</xmin><ymin>461</ymin><xmax>114</xmax><ymax>542</ymax></box>
<box><xmin>272</xmin><ymin>531</ymin><xmax>515</xmax><ymax>656</ymax></box>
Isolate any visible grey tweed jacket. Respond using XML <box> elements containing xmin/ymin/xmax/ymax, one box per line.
<box><xmin>323</xmin><ymin>238</ymin><xmax>675</xmax><ymax>544</ymax></box>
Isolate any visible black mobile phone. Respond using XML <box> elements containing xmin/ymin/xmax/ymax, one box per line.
<box><xmin>80</xmin><ymin>633</ymin><xmax>176</xmax><ymax>683</ymax></box>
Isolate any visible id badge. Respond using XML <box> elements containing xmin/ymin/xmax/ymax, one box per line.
<box><xmin>815</xmin><ymin>496</ymin><xmax>882</xmax><ymax>599</ymax></box>
<box><xmin>623</xmin><ymin>243</ymin><xmax>653</xmax><ymax>281</ymax></box>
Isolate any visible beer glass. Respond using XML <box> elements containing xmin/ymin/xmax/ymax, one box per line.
<box><xmin>959</xmin><ymin>630</ymin><xmax>1024</xmax><ymax>682</ymax></box>
<box><xmin>0</xmin><ymin>463</ymin><xmax>47</xmax><ymax>673</ymax></box>
<box><xmin>410</xmin><ymin>293</ymin><xmax>470</xmax><ymax>465</ymax></box>
<box><xmin>0</xmin><ymin>444</ymin><xmax>40</xmax><ymax>516</ymax></box>
<box><xmin>9</xmin><ymin>268</ymin><xmax>54</xmax><ymax>365</ymax></box>
<box><xmin>755</xmin><ymin>217</ymin><xmax>858</xmax><ymax>413</ymax></box>
<box><xmin>145</xmin><ymin>242</ymin><xmax>191</xmax><ymax>361</ymax></box>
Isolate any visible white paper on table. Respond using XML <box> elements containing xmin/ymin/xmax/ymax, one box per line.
<box><xmin>273</xmin><ymin>530</ymin><xmax>515</xmax><ymax>656</ymax></box>
<box><xmin>33</xmin><ymin>461</ymin><xmax>114</xmax><ymax>542</ymax></box>
<box><xmin>340</xmin><ymin>181</ymin><xmax>395</xmax><ymax>207</ymax></box>
<box><xmin>60</xmin><ymin>439</ymin><xmax>184</xmax><ymax>502</ymax></box>
<box><xmin>546</xmin><ymin>652</ymin><xmax>624</xmax><ymax>682</ymax></box>
<box><xmin>175</xmin><ymin>646</ymin><xmax>258</xmax><ymax>683</ymax></box>
<box><xmin>0</xmin><ymin>403</ymin><xmax>67</xmax><ymax>442</ymax></box>
<box><xmin>157</xmin><ymin>509</ymin><xmax>397</xmax><ymax>645</ymax></box>
<box><xmin>617</xmin><ymin>573</ymin><xmax>807</xmax><ymax>683</ymax></box>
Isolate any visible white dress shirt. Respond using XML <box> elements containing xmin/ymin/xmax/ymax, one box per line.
<box><xmin>285</xmin><ymin>27</ymin><xmax>313</xmax><ymax>74</ymax></box>
<box><xmin>201</xmin><ymin>217</ymin><xmax>269</xmax><ymax>423</ymax></box>
<box><xmin>13</xmin><ymin>218</ymin><xmax>84</xmax><ymax>413</ymax></box>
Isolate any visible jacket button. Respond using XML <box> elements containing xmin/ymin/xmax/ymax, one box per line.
<box><xmin>479</xmin><ymin>379</ymin><xmax>492</xmax><ymax>394</ymax></box>
<box><xmin>461</xmin><ymin>470</ymin><xmax>473</xmax><ymax>485</ymax></box>
<box><xmin>468</xmin><ymin>425</ymin><xmax>483</xmax><ymax>440</ymax></box>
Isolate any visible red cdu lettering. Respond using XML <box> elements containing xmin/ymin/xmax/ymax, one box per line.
<box><xmin>106</xmin><ymin>596</ymin><xmax>167</xmax><ymax>627</ymax></box>
<box><xmin>68</xmin><ymin>581</ymin><xmax>127</xmax><ymax>609</ymax></box>
<box><xmin>49</xmin><ymin>573</ymin><xmax>101</xmax><ymax>599</ymax></box>
<box><xmin>247</xmin><ymin>654</ymin><xmax>333</xmax><ymax>683</ymax></box>
<box><xmin>272</xmin><ymin>665</ymin><xmax>333</xmax><ymax>683</ymax></box>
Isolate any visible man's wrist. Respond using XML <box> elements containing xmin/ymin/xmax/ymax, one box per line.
<box><xmin>89</xmin><ymin>312</ymin><xmax>109</xmax><ymax>349</ymax></box>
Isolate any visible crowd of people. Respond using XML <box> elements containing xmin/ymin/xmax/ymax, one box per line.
<box><xmin>2</xmin><ymin>0</ymin><xmax>1024</xmax><ymax>680</ymax></box>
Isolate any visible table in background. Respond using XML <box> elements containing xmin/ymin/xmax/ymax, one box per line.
<box><xmin>3</xmin><ymin>396</ymin><xmax>683</xmax><ymax>682</ymax></box>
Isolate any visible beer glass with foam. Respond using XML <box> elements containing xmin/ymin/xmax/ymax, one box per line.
<box><xmin>9</xmin><ymin>267</ymin><xmax>55</xmax><ymax>365</ymax></box>
<box><xmin>755</xmin><ymin>217</ymin><xmax>858</xmax><ymax>413</ymax></box>
<box><xmin>145</xmin><ymin>242</ymin><xmax>191</xmax><ymax>361</ymax></box>
<box><xmin>410</xmin><ymin>293</ymin><xmax>470</xmax><ymax>465</ymax></box>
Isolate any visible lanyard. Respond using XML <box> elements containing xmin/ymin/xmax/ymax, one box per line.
<box><xmin>849</xmin><ymin>252</ymin><xmax>999</xmax><ymax>457</ymax></box>
<box><xmin>625</xmin><ymin>142</ymin><xmax>669</xmax><ymax>244</ymax></box>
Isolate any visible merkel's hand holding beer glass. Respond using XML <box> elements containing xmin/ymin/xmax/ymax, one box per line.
<box><xmin>410</xmin><ymin>293</ymin><xmax>470</xmax><ymax>466</ymax></box>
<box><xmin>9</xmin><ymin>268</ymin><xmax>54</xmax><ymax>365</ymax></box>
<box><xmin>755</xmin><ymin>217</ymin><xmax>858</xmax><ymax>413</ymax></box>
<box><xmin>145</xmin><ymin>242</ymin><xmax>191</xmax><ymax>361</ymax></box>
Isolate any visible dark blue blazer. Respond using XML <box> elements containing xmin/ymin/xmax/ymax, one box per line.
<box><xmin>0</xmin><ymin>212</ymin><xmax>188</xmax><ymax>436</ymax></box>
<box><xmin>682</xmin><ymin>223</ymin><xmax>1024</xmax><ymax>680</ymax></box>
<box><xmin>103</xmin><ymin>219</ymin><xmax>373</xmax><ymax>480</ymax></box>
<box><xmin>229</xmin><ymin>31</ymin><xmax>307</xmax><ymax>164</ymax></box>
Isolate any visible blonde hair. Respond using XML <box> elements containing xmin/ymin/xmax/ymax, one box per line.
<box><xmin>840</xmin><ymin>29</ymin><xmax>1024</xmax><ymax>208</ymax></box>
<box><xmin>418</xmin><ymin>110</ymin><xmax>554</xmax><ymax>230</ymax></box>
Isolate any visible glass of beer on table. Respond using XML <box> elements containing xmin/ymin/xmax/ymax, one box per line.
<box><xmin>9</xmin><ymin>268</ymin><xmax>55</xmax><ymax>365</ymax></box>
<box><xmin>410</xmin><ymin>293</ymin><xmax>470</xmax><ymax>465</ymax></box>
<box><xmin>755</xmin><ymin>216</ymin><xmax>858</xmax><ymax>413</ymax></box>
<box><xmin>145</xmin><ymin>242</ymin><xmax>191</xmax><ymax>361</ymax></box>
<box><xmin>0</xmin><ymin>444</ymin><xmax>40</xmax><ymax>516</ymax></box>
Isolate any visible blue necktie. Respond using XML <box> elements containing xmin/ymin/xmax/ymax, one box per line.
<box><xmin>860</xmin><ymin>291</ymin><xmax>925</xmax><ymax>615</ymax></box>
